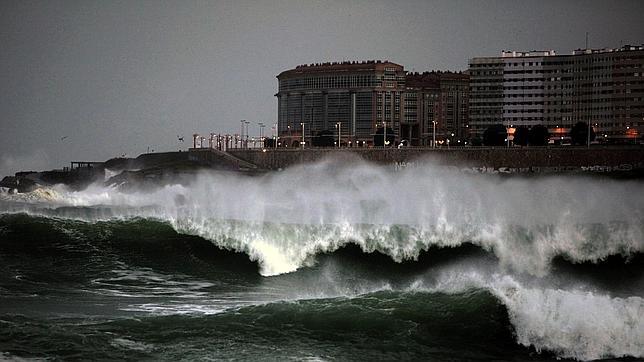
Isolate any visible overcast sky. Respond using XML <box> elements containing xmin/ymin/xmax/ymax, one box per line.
<box><xmin>1</xmin><ymin>0</ymin><xmax>643</xmax><ymax>175</ymax></box>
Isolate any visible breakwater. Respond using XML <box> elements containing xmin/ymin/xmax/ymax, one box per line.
<box><xmin>228</xmin><ymin>146</ymin><xmax>644</xmax><ymax>174</ymax></box>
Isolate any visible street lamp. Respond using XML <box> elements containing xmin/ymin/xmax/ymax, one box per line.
<box><xmin>336</xmin><ymin>122</ymin><xmax>342</xmax><ymax>148</ymax></box>
<box><xmin>432</xmin><ymin>121</ymin><xmax>436</xmax><ymax>149</ymax></box>
<box><xmin>258</xmin><ymin>122</ymin><xmax>265</xmax><ymax>146</ymax></box>
<box><xmin>240</xmin><ymin>120</ymin><xmax>245</xmax><ymax>149</ymax></box>
<box><xmin>244</xmin><ymin>121</ymin><xmax>250</xmax><ymax>149</ymax></box>
<box><xmin>273</xmin><ymin>123</ymin><xmax>278</xmax><ymax>149</ymax></box>
<box><xmin>300</xmin><ymin>122</ymin><xmax>305</xmax><ymax>149</ymax></box>
<box><xmin>383</xmin><ymin>121</ymin><xmax>387</xmax><ymax>147</ymax></box>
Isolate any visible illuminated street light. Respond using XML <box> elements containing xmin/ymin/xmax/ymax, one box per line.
<box><xmin>383</xmin><ymin>121</ymin><xmax>387</xmax><ymax>147</ymax></box>
<box><xmin>432</xmin><ymin>121</ymin><xmax>436</xmax><ymax>149</ymax></box>
<box><xmin>300</xmin><ymin>122</ymin><xmax>305</xmax><ymax>149</ymax></box>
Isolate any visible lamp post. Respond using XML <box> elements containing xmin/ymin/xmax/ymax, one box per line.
<box><xmin>383</xmin><ymin>121</ymin><xmax>387</xmax><ymax>147</ymax></box>
<box><xmin>432</xmin><ymin>121</ymin><xmax>436</xmax><ymax>149</ymax></box>
<box><xmin>336</xmin><ymin>122</ymin><xmax>341</xmax><ymax>148</ymax></box>
<box><xmin>300</xmin><ymin>122</ymin><xmax>305</xmax><ymax>149</ymax></box>
<box><xmin>258</xmin><ymin>122</ymin><xmax>265</xmax><ymax>147</ymax></box>
<box><xmin>273</xmin><ymin>123</ymin><xmax>278</xmax><ymax>149</ymax></box>
<box><xmin>240</xmin><ymin>120</ymin><xmax>245</xmax><ymax>148</ymax></box>
<box><xmin>244</xmin><ymin>121</ymin><xmax>250</xmax><ymax>149</ymax></box>
<box><xmin>587</xmin><ymin>121</ymin><xmax>591</xmax><ymax>148</ymax></box>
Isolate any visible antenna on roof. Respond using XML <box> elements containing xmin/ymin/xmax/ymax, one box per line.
<box><xmin>585</xmin><ymin>32</ymin><xmax>589</xmax><ymax>49</ymax></box>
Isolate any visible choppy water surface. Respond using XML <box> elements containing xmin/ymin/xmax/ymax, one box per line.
<box><xmin>0</xmin><ymin>159</ymin><xmax>642</xmax><ymax>360</ymax></box>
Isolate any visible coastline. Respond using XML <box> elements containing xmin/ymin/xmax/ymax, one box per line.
<box><xmin>2</xmin><ymin>146</ymin><xmax>643</xmax><ymax>193</ymax></box>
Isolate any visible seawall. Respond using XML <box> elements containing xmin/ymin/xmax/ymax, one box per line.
<box><xmin>228</xmin><ymin>147</ymin><xmax>644</xmax><ymax>174</ymax></box>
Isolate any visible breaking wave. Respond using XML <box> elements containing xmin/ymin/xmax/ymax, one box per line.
<box><xmin>1</xmin><ymin>158</ymin><xmax>642</xmax><ymax>277</ymax></box>
<box><xmin>0</xmin><ymin>212</ymin><xmax>642</xmax><ymax>360</ymax></box>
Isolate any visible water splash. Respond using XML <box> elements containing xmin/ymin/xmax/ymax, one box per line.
<box><xmin>1</xmin><ymin>158</ymin><xmax>643</xmax><ymax>276</ymax></box>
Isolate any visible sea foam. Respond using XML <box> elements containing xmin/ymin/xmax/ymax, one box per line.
<box><xmin>412</xmin><ymin>267</ymin><xmax>644</xmax><ymax>361</ymax></box>
<box><xmin>1</xmin><ymin>157</ymin><xmax>643</xmax><ymax>277</ymax></box>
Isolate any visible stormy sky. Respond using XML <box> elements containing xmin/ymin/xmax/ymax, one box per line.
<box><xmin>1</xmin><ymin>0</ymin><xmax>642</xmax><ymax>175</ymax></box>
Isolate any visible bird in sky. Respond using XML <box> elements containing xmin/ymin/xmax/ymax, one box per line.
<box><xmin>60</xmin><ymin>136</ymin><xmax>68</xmax><ymax>141</ymax></box>
<box><xmin>177</xmin><ymin>135</ymin><xmax>184</xmax><ymax>142</ymax></box>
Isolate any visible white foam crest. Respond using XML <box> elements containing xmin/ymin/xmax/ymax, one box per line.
<box><xmin>1</xmin><ymin>158</ymin><xmax>643</xmax><ymax>276</ymax></box>
<box><xmin>410</xmin><ymin>268</ymin><xmax>644</xmax><ymax>361</ymax></box>
<box><xmin>500</xmin><ymin>281</ymin><xmax>643</xmax><ymax>360</ymax></box>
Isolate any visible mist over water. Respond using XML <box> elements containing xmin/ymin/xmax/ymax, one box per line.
<box><xmin>1</xmin><ymin>157</ymin><xmax>643</xmax><ymax>360</ymax></box>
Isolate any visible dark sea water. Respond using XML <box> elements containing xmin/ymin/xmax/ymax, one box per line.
<box><xmin>0</xmin><ymin>160</ymin><xmax>642</xmax><ymax>361</ymax></box>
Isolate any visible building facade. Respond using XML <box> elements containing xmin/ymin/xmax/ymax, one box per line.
<box><xmin>404</xmin><ymin>72</ymin><xmax>469</xmax><ymax>146</ymax></box>
<box><xmin>276</xmin><ymin>61</ymin><xmax>406</xmax><ymax>146</ymax></box>
<box><xmin>469</xmin><ymin>45</ymin><xmax>644</xmax><ymax>143</ymax></box>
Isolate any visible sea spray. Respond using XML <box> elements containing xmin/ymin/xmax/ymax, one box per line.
<box><xmin>1</xmin><ymin>158</ymin><xmax>642</xmax><ymax>276</ymax></box>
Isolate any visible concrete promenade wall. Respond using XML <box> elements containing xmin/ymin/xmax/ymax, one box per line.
<box><xmin>228</xmin><ymin>147</ymin><xmax>644</xmax><ymax>173</ymax></box>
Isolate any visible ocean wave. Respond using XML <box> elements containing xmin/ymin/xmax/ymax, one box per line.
<box><xmin>0</xmin><ymin>212</ymin><xmax>642</xmax><ymax>360</ymax></box>
<box><xmin>409</xmin><ymin>268</ymin><xmax>644</xmax><ymax>361</ymax></box>
<box><xmin>1</xmin><ymin>158</ymin><xmax>642</xmax><ymax>276</ymax></box>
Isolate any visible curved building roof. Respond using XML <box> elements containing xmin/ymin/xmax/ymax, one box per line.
<box><xmin>277</xmin><ymin>60</ymin><xmax>403</xmax><ymax>79</ymax></box>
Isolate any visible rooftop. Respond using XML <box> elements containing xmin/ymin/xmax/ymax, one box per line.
<box><xmin>473</xmin><ymin>44</ymin><xmax>644</xmax><ymax>61</ymax></box>
<box><xmin>277</xmin><ymin>60</ymin><xmax>403</xmax><ymax>79</ymax></box>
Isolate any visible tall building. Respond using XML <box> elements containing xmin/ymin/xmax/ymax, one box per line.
<box><xmin>276</xmin><ymin>61</ymin><xmax>406</xmax><ymax>146</ymax></box>
<box><xmin>469</xmin><ymin>45</ymin><xmax>644</xmax><ymax>143</ymax></box>
<box><xmin>404</xmin><ymin>72</ymin><xmax>469</xmax><ymax>146</ymax></box>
